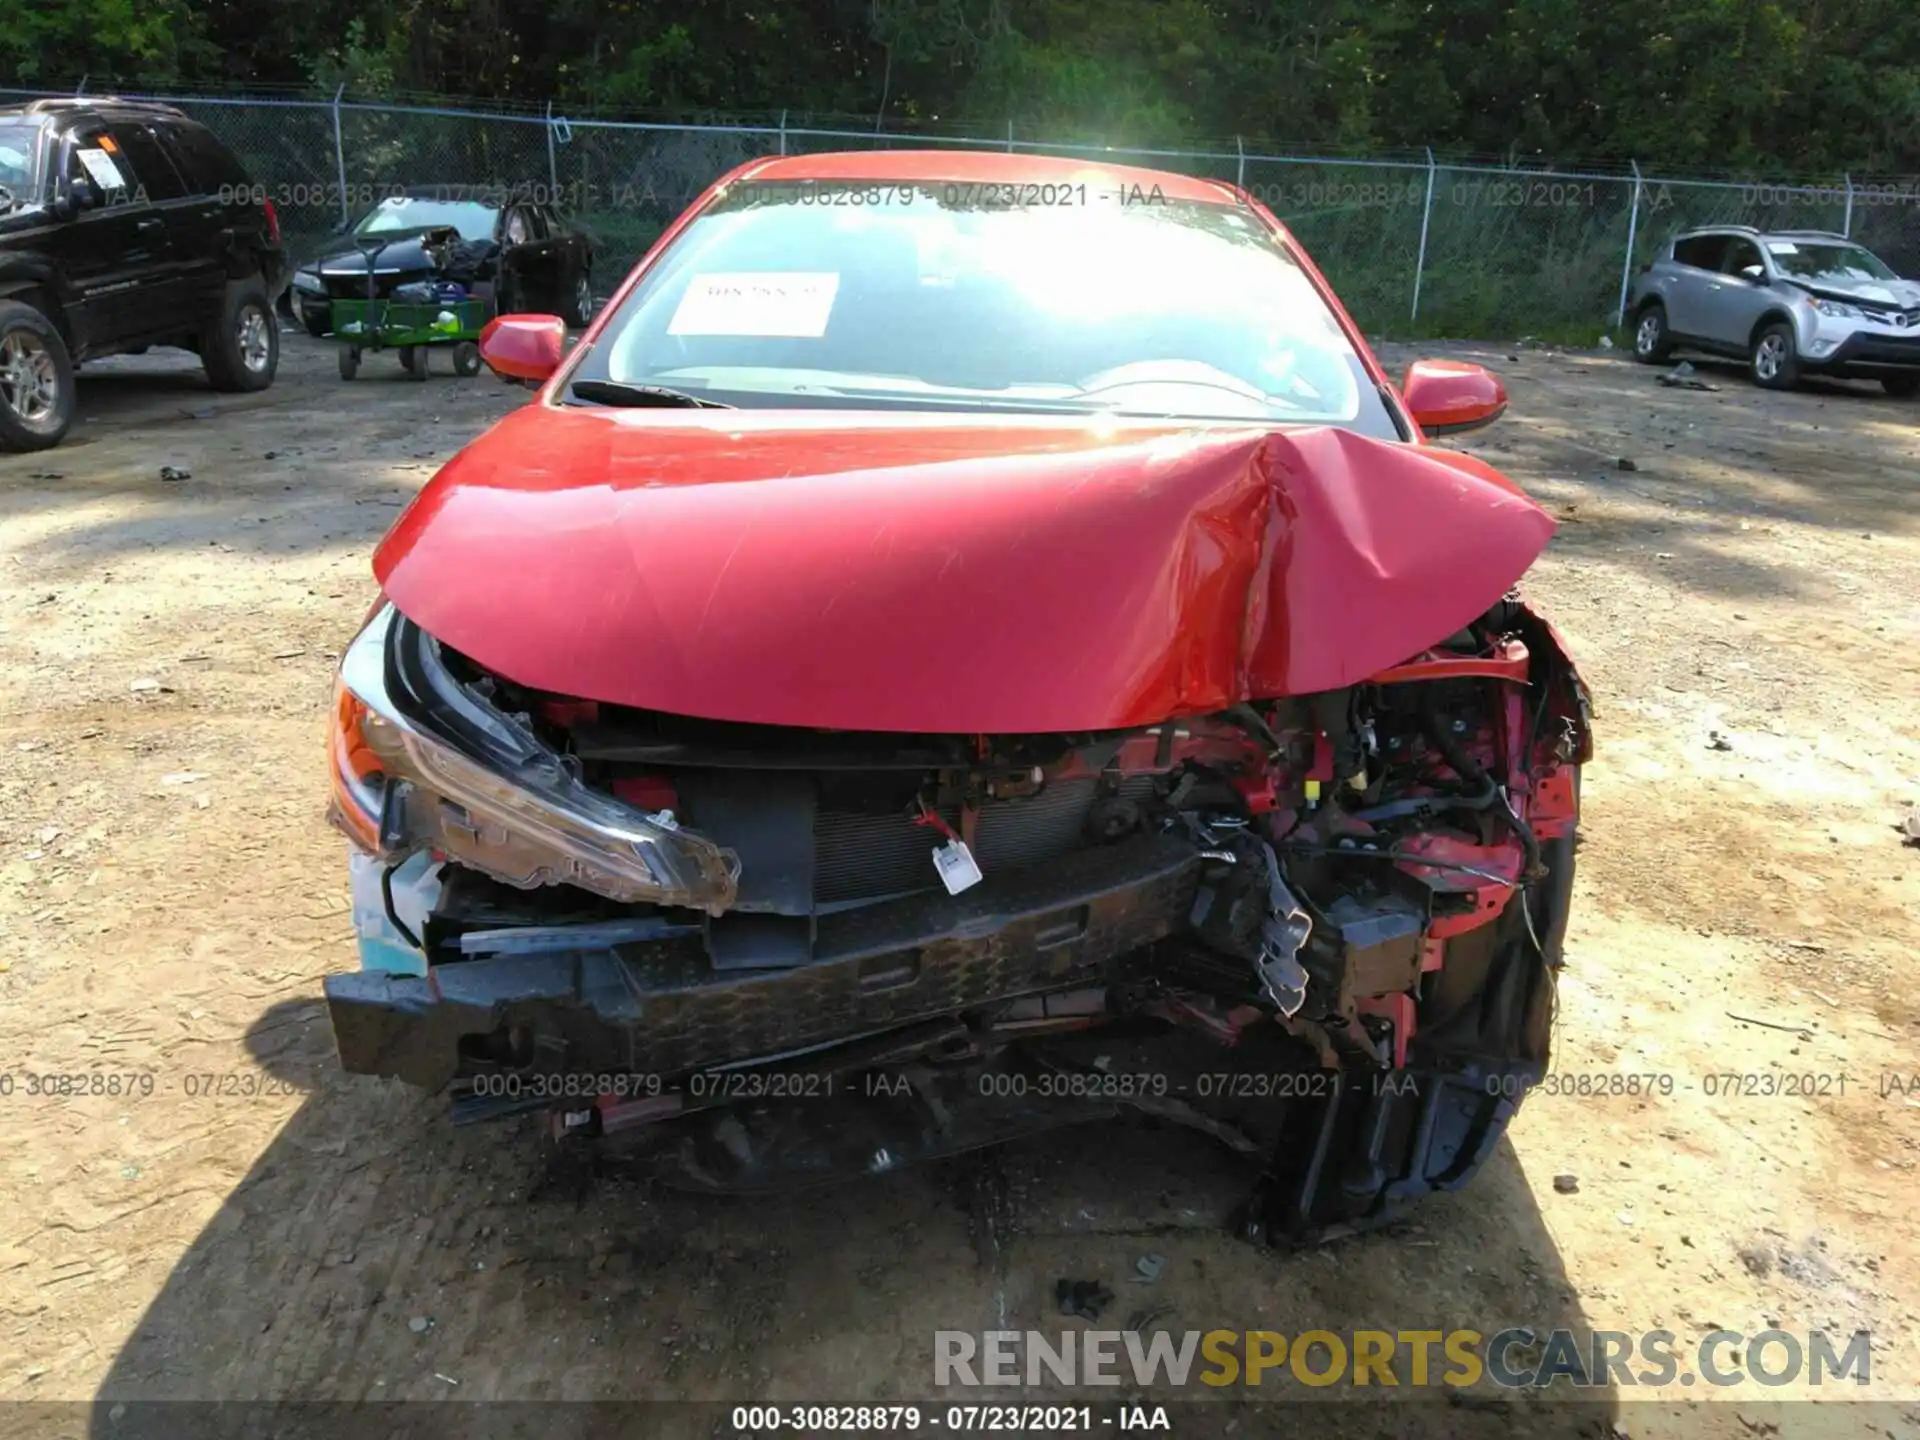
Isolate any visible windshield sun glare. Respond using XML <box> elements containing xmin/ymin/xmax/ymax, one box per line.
<box><xmin>572</xmin><ymin>181</ymin><xmax>1394</xmax><ymax>436</ymax></box>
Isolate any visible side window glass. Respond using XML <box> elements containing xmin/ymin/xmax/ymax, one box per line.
<box><xmin>1720</xmin><ymin>240</ymin><xmax>1762</xmax><ymax>276</ymax></box>
<box><xmin>67</xmin><ymin>126</ymin><xmax>138</xmax><ymax>205</ymax></box>
<box><xmin>105</xmin><ymin>123</ymin><xmax>188</xmax><ymax>203</ymax></box>
<box><xmin>157</xmin><ymin>122</ymin><xmax>246</xmax><ymax>193</ymax></box>
<box><xmin>1673</xmin><ymin>236</ymin><xmax>1725</xmax><ymax>270</ymax></box>
<box><xmin>504</xmin><ymin>207</ymin><xmax>532</xmax><ymax>245</ymax></box>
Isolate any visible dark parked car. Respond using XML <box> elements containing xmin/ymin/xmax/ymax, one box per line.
<box><xmin>287</xmin><ymin>193</ymin><xmax>595</xmax><ymax>337</ymax></box>
<box><xmin>0</xmin><ymin>98</ymin><xmax>285</xmax><ymax>451</ymax></box>
<box><xmin>324</xmin><ymin>151</ymin><xmax>1593</xmax><ymax>1247</ymax></box>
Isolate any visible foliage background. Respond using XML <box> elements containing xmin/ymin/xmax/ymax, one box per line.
<box><xmin>4</xmin><ymin>0</ymin><xmax>1918</xmax><ymax>175</ymax></box>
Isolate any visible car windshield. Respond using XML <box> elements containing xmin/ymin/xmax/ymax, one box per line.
<box><xmin>0</xmin><ymin>117</ymin><xmax>45</xmax><ymax>203</ymax></box>
<box><xmin>1765</xmin><ymin>239</ymin><xmax>1899</xmax><ymax>283</ymax></box>
<box><xmin>355</xmin><ymin>197</ymin><xmax>497</xmax><ymax>243</ymax></box>
<box><xmin>572</xmin><ymin>177</ymin><xmax>1398</xmax><ymax>435</ymax></box>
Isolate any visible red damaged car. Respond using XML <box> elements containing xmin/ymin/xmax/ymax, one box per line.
<box><xmin>325</xmin><ymin>151</ymin><xmax>1591</xmax><ymax>1243</ymax></box>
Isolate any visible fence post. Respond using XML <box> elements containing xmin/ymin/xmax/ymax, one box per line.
<box><xmin>546</xmin><ymin>102</ymin><xmax>559</xmax><ymax>192</ymax></box>
<box><xmin>1411</xmin><ymin>147</ymin><xmax>1436</xmax><ymax>322</ymax></box>
<box><xmin>1843</xmin><ymin>173</ymin><xmax>1854</xmax><ymax>237</ymax></box>
<box><xmin>778</xmin><ymin>110</ymin><xmax>788</xmax><ymax>156</ymax></box>
<box><xmin>1235</xmin><ymin>136</ymin><xmax>1245</xmax><ymax>192</ymax></box>
<box><xmin>331</xmin><ymin>84</ymin><xmax>350</xmax><ymax>229</ymax></box>
<box><xmin>1615</xmin><ymin>160</ymin><xmax>1643</xmax><ymax>329</ymax></box>
<box><xmin>1006</xmin><ymin>119</ymin><xmax>1015</xmax><ymax>153</ymax></box>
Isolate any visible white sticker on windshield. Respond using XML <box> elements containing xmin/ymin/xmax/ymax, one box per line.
<box><xmin>1766</xmin><ymin>240</ymin><xmax>1799</xmax><ymax>255</ymax></box>
<box><xmin>667</xmin><ymin>272</ymin><xmax>840</xmax><ymax>337</ymax></box>
<box><xmin>76</xmin><ymin>148</ymin><xmax>126</xmax><ymax>190</ymax></box>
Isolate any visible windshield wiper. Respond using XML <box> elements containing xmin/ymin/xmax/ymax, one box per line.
<box><xmin>567</xmin><ymin>379</ymin><xmax>734</xmax><ymax>409</ymax></box>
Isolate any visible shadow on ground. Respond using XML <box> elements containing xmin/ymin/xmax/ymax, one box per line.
<box><xmin>1380</xmin><ymin>341</ymin><xmax>1919</xmax><ymax>605</ymax></box>
<box><xmin>1</xmin><ymin>337</ymin><xmax>519</xmax><ymax>574</ymax></box>
<box><xmin>65</xmin><ymin>999</ymin><xmax>1619</xmax><ymax>1439</ymax></box>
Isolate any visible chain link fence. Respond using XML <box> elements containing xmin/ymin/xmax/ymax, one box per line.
<box><xmin>8</xmin><ymin>85</ymin><xmax>1919</xmax><ymax>339</ymax></box>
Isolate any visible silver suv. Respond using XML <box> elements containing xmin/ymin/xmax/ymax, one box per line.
<box><xmin>1627</xmin><ymin>227</ymin><xmax>1920</xmax><ymax>396</ymax></box>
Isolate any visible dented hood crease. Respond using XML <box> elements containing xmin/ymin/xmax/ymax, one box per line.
<box><xmin>375</xmin><ymin>408</ymin><xmax>1555</xmax><ymax>732</ymax></box>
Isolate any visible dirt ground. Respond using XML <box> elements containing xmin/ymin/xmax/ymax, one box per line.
<box><xmin>1</xmin><ymin>331</ymin><xmax>1916</xmax><ymax>1439</ymax></box>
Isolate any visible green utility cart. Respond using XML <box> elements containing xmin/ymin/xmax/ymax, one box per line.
<box><xmin>334</xmin><ymin>296</ymin><xmax>487</xmax><ymax>381</ymax></box>
<box><xmin>332</xmin><ymin>231</ymin><xmax>489</xmax><ymax>381</ymax></box>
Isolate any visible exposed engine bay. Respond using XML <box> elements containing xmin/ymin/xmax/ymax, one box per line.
<box><xmin>327</xmin><ymin>596</ymin><xmax>1590</xmax><ymax>1244</ymax></box>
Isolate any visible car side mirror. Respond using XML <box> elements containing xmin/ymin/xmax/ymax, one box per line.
<box><xmin>478</xmin><ymin>314</ymin><xmax>567</xmax><ymax>382</ymax></box>
<box><xmin>1400</xmin><ymin>359</ymin><xmax>1507</xmax><ymax>437</ymax></box>
<box><xmin>48</xmin><ymin>177</ymin><xmax>95</xmax><ymax>221</ymax></box>
<box><xmin>1740</xmin><ymin>264</ymin><xmax>1766</xmax><ymax>283</ymax></box>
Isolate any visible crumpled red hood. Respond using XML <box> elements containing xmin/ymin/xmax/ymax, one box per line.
<box><xmin>374</xmin><ymin>407</ymin><xmax>1554</xmax><ymax>732</ymax></box>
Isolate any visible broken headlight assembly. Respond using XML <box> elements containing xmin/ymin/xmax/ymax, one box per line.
<box><xmin>327</xmin><ymin>604</ymin><xmax>741</xmax><ymax>913</ymax></box>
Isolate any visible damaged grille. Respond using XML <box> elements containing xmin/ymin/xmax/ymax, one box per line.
<box><xmin>330</xmin><ymin>835</ymin><xmax>1202</xmax><ymax>1084</ymax></box>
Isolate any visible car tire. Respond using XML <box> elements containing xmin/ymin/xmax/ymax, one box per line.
<box><xmin>563</xmin><ymin>273</ymin><xmax>595</xmax><ymax>328</ymax></box>
<box><xmin>452</xmin><ymin>341</ymin><xmax>481</xmax><ymax>377</ymax></box>
<box><xmin>0</xmin><ymin>300</ymin><xmax>78</xmax><ymax>453</ymax></box>
<box><xmin>203</xmin><ymin>276</ymin><xmax>279</xmax><ymax>392</ymax></box>
<box><xmin>338</xmin><ymin>346</ymin><xmax>360</xmax><ymax>381</ymax></box>
<box><xmin>401</xmin><ymin>345</ymin><xmax>428</xmax><ymax>380</ymax></box>
<box><xmin>1631</xmin><ymin>303</ymin><xmax>1673</xmax><ymax>364</ymax></box>
<box><xmin>1750</xmin><ymin>321</ymin><xmax>1800</xmax><ymax>390</ymax></box>
<box><xmin>1882</xmin><ymin>375</ymin><xmax>1919</xmax><ymax>398</ymax></box>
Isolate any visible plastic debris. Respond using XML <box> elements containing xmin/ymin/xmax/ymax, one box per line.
<box><xmin>1657</xmin><ymin>361</ymin><xmax>1718</xmax><ymax>391</ymax></box>
<box><xmin>1125</xmin><ymin>1304</ymin><xmax>1177</xmax><ymax>1332</ymax></box>
<box><xmin>1056</xmin><ymin>1278</ymin><xmax>1115</xmax><ymax>1321</ymax></box>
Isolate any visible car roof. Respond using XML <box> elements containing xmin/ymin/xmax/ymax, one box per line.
<box><xmin>378</xmin><ymin>191</ymin><xmax>504</xmax><ymax>207</ymax></box>
<box><xmin>2</xmin><ymin>97</ymin><xmax>190</xmax><ymax>121</ymax></box>
<box><xmin>740</xmin><ymin>149</ymin><xmax>1239</xmax><ymax>205</ymax></box>
<box><xmin>1674</xmin><ymin>224</ymin><xmax>1855</xmax><ymax>242</ymax></box>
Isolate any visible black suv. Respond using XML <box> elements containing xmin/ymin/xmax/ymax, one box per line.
<box><xmin>0</xmin><ymin>98</ymin><xmax>286</xmax><ymax>451</ymax></box>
